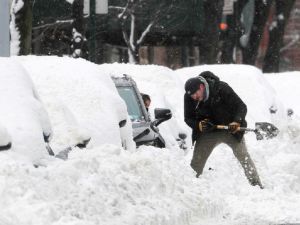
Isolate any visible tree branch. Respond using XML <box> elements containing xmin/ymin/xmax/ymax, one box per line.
<box><xmin>33</xmin><ymin>19</ymin><xmax>74</xmax><ymax>30</ymax></box>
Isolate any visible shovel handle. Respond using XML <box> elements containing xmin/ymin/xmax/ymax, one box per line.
<box><xmin>216</xmin><ymin>125</ymin><xmax>256</xmax><ymax>132</ymax></box>
<box><xmin>216</xmin><ymin>122</ymin><xmax>279</xmax><ymax>140</ymax></box>
<box><xmin>216</xmin><ymin>125</ymin><xmax>229</xmax><ymax>130</ymax></box>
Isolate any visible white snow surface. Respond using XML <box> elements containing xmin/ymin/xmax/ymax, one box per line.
<box><xmin>0</xmin><ymin>57</ymin><xmax>300</xmax><ymax>225</ymax></box>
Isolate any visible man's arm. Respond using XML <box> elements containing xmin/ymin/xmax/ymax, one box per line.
<box><xmin>220</xmin><ymin>82</ymin><xmax>247</xmax><ymax>123</ymax></box>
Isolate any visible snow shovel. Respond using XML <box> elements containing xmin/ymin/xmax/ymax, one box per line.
<box><xmin>216</xmin><ymin>122</ymin><xmax>279</xmax><ymax>140</ymax></box>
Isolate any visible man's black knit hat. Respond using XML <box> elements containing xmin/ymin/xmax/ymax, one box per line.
<box><xmin>184</xmin><ymin>77</ymin><xmax>203</xmax><ymax>95</ymax></box>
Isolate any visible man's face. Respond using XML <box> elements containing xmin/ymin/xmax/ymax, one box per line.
<box><xmin>190</xmin><ymin>84</ymin><xmax>205</xmax><ymax>101</ymax></box>
<box><xmin>144</xmin><ymin>99</ymin><xmax>151</xmax><ymax>108</ymax></box>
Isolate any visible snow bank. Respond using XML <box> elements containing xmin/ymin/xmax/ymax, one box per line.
<box><xmin>16</xmin><ymin>56</ymin><xmax>135</xmax><ymax>152</ymax></box>
<box><xmin>0</xmin><ymin>57</ymin><xmax>52</xmax><ymax>162</ymax></box>
<box><xmin>0</xmin><ymin>145</ymin><xmax>209</xmax><ymax>225</ymax></box>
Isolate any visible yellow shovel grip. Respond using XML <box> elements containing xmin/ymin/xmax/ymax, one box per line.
<box><xmin>216</xmin><ymin>125</ymin><xmax>241</xmax><ymax>131</ymax></box>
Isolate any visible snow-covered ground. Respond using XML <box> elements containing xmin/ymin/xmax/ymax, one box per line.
<box><xmin>0</xmin><ymin>56</ymin><xmax>300</xmax><ymax>225</ymax></box>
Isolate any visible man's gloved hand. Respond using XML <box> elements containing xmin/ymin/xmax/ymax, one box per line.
<box><xmin>198</xmin><ymin>119</ymin><xmax>214</xmax><ymax>132</ymax></box>
<box><xmin>228</xmin><ymin>122</ymin><xmax>241</xmax><ymax>134</ymax></box>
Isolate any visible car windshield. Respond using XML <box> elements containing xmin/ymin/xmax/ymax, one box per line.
<box><xmin>117</xmin><ymin>86</ymin><xmax>144</xmax><ymax>121</ymax></box>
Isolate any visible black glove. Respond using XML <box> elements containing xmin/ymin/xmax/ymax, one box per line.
<box><xmin>198</xmin><ymin>119</ymin><xmax>214</xmax><ymax>132</ymax></box>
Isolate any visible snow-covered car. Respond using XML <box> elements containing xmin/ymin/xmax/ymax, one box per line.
<box><xmin>112</xmin><ymin>74</ymin><xmax>173</xmax><ymax>148</ymax></box>
<box><xmin>0</xmin><ymin>58</ymin><xmax>52</xmax><ymax>162</ymax></box>
<box><xmin>17</xmin><ymin>56</ymin><xmax>135</xmax><ymax>152</ymax></box>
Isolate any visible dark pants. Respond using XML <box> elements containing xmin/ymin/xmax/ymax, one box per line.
<box><xmin>191</xmin><ymin>131</ymin><xmax>263</xmax><ymax>188</ymax></box>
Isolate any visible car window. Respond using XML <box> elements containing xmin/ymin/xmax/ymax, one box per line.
<box><xmin>116</xmin><ymin>86</ymin><xmax>144</xmax><ymax>121</ymax></box>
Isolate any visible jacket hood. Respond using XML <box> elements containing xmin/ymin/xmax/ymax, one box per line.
<box><xmin>198</xmin><ymin>71</ymin><xmax>220</xmax><ymax>102</ymax></box>
<box><xmin>199</xmin><ymin>71</ymin><xmax>220</xmax><ymax>83</ymax></box>
<box><xmin>197</xmin><ymin>76</ymin><xmax>209</xmax><ymax>102</ymax></box>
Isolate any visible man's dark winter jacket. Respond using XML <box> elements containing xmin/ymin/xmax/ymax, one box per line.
<box><xmin>184</xmin><ymin>72</ymin><xmax>247</xmax><ymax>143</ymax></box>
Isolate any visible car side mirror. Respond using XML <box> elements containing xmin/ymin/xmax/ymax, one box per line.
<box><xmin>153</xmin><ymin>108</ymin><xmax>172</xmax><ymax>126</ymax></box>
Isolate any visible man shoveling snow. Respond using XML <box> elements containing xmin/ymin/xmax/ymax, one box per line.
<box><xmin>184</xmin><ymin>71</ymin><xmax>263</xmax><ymax>189</ymax></box>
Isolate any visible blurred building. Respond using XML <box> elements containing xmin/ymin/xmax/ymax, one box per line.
<box><xmin>258</xmin><ymin>0</ymin><xmax>300</xmax><ymax>71</ymax></box>
<box><xmin>281</xmin><ymin>0</ymin><xmax>300</xmax><ymax>71</ymax></box>
<box><xmin>31</xmin><ymin>0</ymin><xmax>300</xmax><ymax>71</ymax></box>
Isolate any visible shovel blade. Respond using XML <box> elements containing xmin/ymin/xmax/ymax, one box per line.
<box><xmin>255</xmin><ymin>122</ymin><xmax>279</xmax><ymax>140</ymax></box>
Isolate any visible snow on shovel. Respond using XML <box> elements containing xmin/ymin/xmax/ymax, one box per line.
<box><xmin>216</xmin><ymin>122</ymin><xmax>279</xmax><ymax>140</ymax></box>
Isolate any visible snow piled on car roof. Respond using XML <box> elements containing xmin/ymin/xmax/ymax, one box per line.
<box><xmin>16</xmin><ymin>56</ymin><xmax>135</xmax><ymax>152</ymax></box>
<box><xmin>0</xmin><ymin>57</ymin><xmax>52</xmax><ymax>162</ymax></box>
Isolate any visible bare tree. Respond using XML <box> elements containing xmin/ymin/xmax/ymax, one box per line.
<box><xmin>110</xmin><ymin>0</ymin><xmax>175</xmax><ymax>64</ymax></box>
<box><xmin>31</xmin><ymin>0</ymin><xmax>89</xmax><ymax>57</ymax></box>
<box><xmin>263</xmin><ymin>0</ymin><xmax>296</xmax><ymax>72</ymax></box>
<box><xmin>10</xmin><ymin>0</ymin><xmax>33</xmax><ymax>55</ymax></box>
<box><xmin>71</xmin><ymin>0</ymin><xmax>88</xmax><ymax>59</ymax></box>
